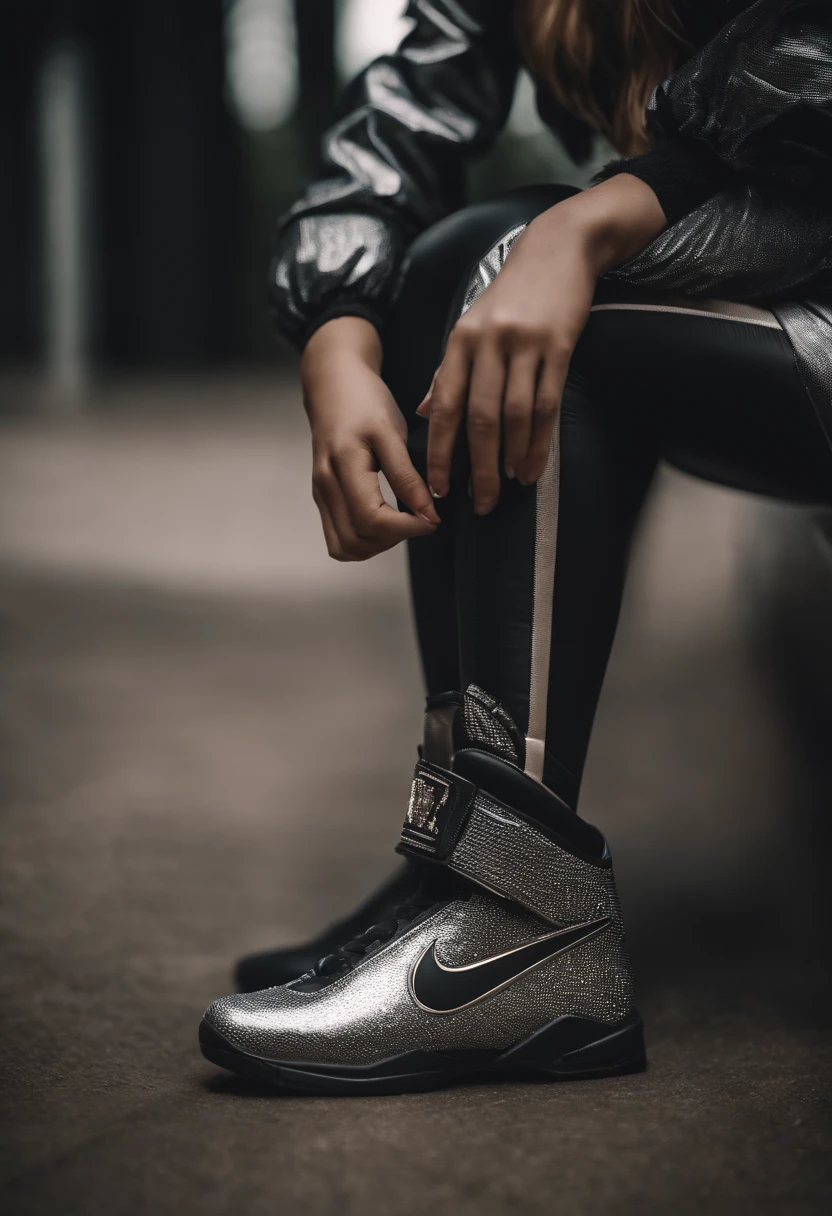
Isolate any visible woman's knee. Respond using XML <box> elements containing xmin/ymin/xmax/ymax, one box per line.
<box><xmin>400</xmin><ymin>185</ymin><xmax>579</xmax><ymax>317</ymax></box>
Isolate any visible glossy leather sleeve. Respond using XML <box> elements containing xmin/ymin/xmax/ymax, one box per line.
<box><xmin>270</xmin><ymin>0</ymin><xmax>519</xmax><ymax>351</ymax></box>
<box><xmin>606</xmin><ymin>0</ymin><xmax>832</xmax><ymax>366</ymax></box>
<box><xmin>599</xmin><ymin>0</ymin><xmax>832</xmax><ymax>221</ymax></box>
<box><xmin>650</xmin><ymin>0</ymin><xmax>832</xmax><ymax>189</ymax></box>
<box><xmin>608</xmin><ymin>0</ymin><xmax>832</xmax><ymax>440</ymax></box>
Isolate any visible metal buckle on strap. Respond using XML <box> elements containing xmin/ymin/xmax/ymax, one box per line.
<box><xmin>396</xmin><ymin>761</ymin><xmax>476</xmax><ymax>863</ymax></box>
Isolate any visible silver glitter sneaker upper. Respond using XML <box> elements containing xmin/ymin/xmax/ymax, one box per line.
<box><xmin>204</xmin><ymin>749</ymin><xmax>635</xmax><ymax>1067</ymax></box>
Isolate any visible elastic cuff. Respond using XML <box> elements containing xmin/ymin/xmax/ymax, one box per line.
<box><xmin>594</xmin><ymin>137</ymin><xmax>732</xmax><ymax>226</ymax></box>
<box><xmin>297</xmin><ymin>303</ymin><xmax>386</xmax><ymax>353</ymax></box>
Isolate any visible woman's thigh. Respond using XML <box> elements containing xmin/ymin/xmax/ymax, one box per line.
<box><xmin>575</xmin><ymin>285</ymin><xmax>832</xmax><ymax>505</ymax></box>
<box><xmin>388</xmin><ymin>187</ymin><xmax>832</xmax><ymax>507</ymax></box>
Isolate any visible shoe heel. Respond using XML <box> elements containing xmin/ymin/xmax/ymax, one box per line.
<box><xmin>498</xmin><ymin>1013</ymin><xmax>647</xmax><ymax>1080</ymax></box>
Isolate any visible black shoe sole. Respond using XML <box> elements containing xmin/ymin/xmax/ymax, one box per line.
<box><xmin>200</xmin><ymin>1013</ymin><xmax>646</xmax><ymax>1096</ymax></box>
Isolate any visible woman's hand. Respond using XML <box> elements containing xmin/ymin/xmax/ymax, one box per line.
<box><xmin>302</xmin><ymin>316</ymin><xmax>440</xmax><ymax>561</ymax></box>
<box><xmin>417</xmin><ymin>174</ymin><xmax>667</xmax><ymax>513</ymax></box>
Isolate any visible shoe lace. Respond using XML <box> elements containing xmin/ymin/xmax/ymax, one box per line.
<box><xmin>311</xmin><ymin>871</ymin><xmax>462</xmax><ymax>979</ymax></box>
<box><xmin>313</xmin><ymin>897</ymin><xmax>435</xmax><ymax>978</ymax></box>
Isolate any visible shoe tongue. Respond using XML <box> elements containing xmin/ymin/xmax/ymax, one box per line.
<box><xmin>455</xmin><ymin>685</ymin><xmax>525</xmax><ymax>768</ymax></box>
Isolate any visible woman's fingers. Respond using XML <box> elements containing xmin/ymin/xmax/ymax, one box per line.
<box><xmin>313</xmin><ymin>428</ymin><xmax>438</xmax><ymax>562</ymax></box>
<box><xmin>372</xmin><ymin>428</ymin><xmax>441</xmax><ymax>525</ymax></box>
<box><xmin>334</xmin><ymin>443</ymin><xmax>438</xmax><ymax>547</ymax></box>
<box><xmin>466</xmin><ymin>340</ymin><xmax>506</xmax><ymax>514</ymax></box>
<box><xmin>426</xmin><ymin>335</ymin><xmax>473</xmax><ymax>498</ymax></box>
<box><xmin>427</xmin><ymin>286</ymin><xmax>583</xmax><ymax>498</ymax></box>
<box><xmin>312</xmin><ymin>476</ymin><xmax>362</xmax><ymax>562</ymax></box>
<box><xmin>414</xmin><ymin>370</ymin><xmax>438</xmax><ymax>419</ymax></box>
<box><xmin>516</xmin><ymin>353</ymin><xmax>566</xmax><ymax>486</ymax></box>
<box><xmin>502</xmin><ymin>350</ymin><xmax>540</xmax><ymax>480</ymax></box>
<box><xmin>314</xmin><ymin>456</ymin><xmax>393</xmax><ymax>560</ymax></box>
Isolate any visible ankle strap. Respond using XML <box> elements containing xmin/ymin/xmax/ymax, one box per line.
<box><xmin>397</xmin><ymin>761</ymin><xmax>614</xmax><ymax>926</ymax></box>
<box><xmin>398</xmin><ymin>760</ymin><xmax>477</xmax><ymax>861</ymax></box>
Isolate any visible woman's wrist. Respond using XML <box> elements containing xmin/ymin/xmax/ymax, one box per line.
<box><xmin>533</xmin><ymin>174</ymin><xmax>668</xmax><ymax>276</ymax></box>
<box><xmin>302</xmin><ymin>315</ymin><xmax>383</xmax><ymax>388</ymax></box>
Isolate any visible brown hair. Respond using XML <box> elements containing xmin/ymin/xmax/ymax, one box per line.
<box><xmin>515</xmin><ymin>0</ymin><xmax>690</xmax><ymax>155</ymax></box>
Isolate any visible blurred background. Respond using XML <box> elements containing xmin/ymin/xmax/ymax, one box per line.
<box><xmin>4</xmin><ymin>0</ymin><xmax>595</xmax><ymax>381</ymax></box>
<box><xmin>1</xmin><ymin>3</ymin><xmax>830</xmax><ymax>1214</ymax></box>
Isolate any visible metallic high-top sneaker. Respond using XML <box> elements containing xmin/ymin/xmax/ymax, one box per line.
<box><xmin>201</xmin><ymin>686</ymin><xmax>644</xmax><ymax>1095</ymax></box>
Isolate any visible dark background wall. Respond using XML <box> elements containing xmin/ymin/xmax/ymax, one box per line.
<box><xmin>1</xmin><ymin>0</ymin><xmax>584</xmax><ymax>374</ymax></box>
<box><xmin>3</xmin><ymin>0</ymin><xmax>307</xmax><ymax>368</ymax></box>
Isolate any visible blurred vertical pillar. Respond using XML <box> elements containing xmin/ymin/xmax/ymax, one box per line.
<box><xmin>38</xmin><ymin>40</ymin><xmax>93</xmax><ymax>403</ymax></box>
<box><xmin>0</xmin><ymin>3</ymin><xmax>41</xmax><ymax>372</ymax></box>
<box><xmin>293</xmin><ymin>0</ymin><xmax>336</xmax><ymax>172</ymax></box>
<box><xmin>92</xmin><ymin>0</ymin><xmax>241</xmax><ymax>365</ymax></box>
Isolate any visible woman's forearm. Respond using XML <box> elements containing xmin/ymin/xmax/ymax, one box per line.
<box><xmin>301</xmin><ymin>175</ymin><xmax>663</xmax><ymax>392</ymax></box>
<box><xmin>531</xmin><ymin>174</ymin><xmax>668</xmax><ymax>276</ymax></box>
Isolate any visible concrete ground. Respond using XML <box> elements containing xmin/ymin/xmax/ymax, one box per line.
<box><xmin>1</xmin><ymin>375</ymin><xmax>830</xmax><ymax>1215</ymax></box>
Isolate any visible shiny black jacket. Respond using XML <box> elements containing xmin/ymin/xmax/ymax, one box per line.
<box><xmin>270</xmin><ymin>0</ymin><xmax>832</xmax><ymax>439</ymax></box>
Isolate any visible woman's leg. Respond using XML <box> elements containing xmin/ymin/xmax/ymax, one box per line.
<box><xmin>390</xmin><ymin>189</ymin><xmax>832</xmax><ymax>810</ymax></box>
<box><xmin>453</xmin><ymin>361</ymin><xmax>659</xmax><ymax>807</ymax></box>
<box><xmin>452</xmin><ymin>275</ymin><xmax>832</xmax><ymax>807</ymax></box>
<box><xmin>388</xmin><ymin>187</ymin><xmax>660</xmax><ymax>806</ymax></box>
<box><xmin>383</xmin><ymin>186</ymin><xmax>580</xmax><ymax>698</ymax></box>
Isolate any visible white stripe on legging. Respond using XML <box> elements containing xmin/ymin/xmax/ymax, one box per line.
<box><xmin>524</xmin><ymin>420</ymin><xmax>561</xmax><ymax>783</ymax></box>
<box><xmin>522</xmin><ymin>295</ymin><xmax>780</xmax><ymax>781</ymax></box>
<box><xmin>590</xmin><ymin>301</ymin><xmax>781</xmax><ymax>329</ymax></box>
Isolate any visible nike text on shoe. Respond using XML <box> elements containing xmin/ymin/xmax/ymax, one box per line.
<box><xmin>201</xmin><ymin>687</ymin><xmax>646</xmax><ymax>1095</ymax></box>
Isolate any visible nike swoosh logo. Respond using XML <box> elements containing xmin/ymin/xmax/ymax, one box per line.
<box><xmin>409</xmin><ymin>917</ymin><xmax>610</xmax><ymax>1013</ymax></box>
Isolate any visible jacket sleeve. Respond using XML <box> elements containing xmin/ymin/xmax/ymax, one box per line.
<box><xmin>271</xmin><ymin>1</ymin><xmax>519</xmax><ymax>351</ymax></box>
<box><xmin>596</xmin><ymin>0</ymin><xmax>832</xmax><ymax>224</ymax></box>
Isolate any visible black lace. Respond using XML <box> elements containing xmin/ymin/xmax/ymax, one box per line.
<box><xmin>313</xmin><ymin>894</ymin><xmax>436</xmax><ymax>978</ymax></box>
<box><xmin>296</xmin><ymin>871</ymin><xmax>465</xmax><ymax>988</ymax></box>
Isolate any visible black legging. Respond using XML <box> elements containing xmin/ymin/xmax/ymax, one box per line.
<box><xmin>382</xmin><ymin>186</ymin><xmax>832</xmax><ymax>811</ymax></box>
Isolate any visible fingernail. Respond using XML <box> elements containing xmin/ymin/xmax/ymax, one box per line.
<box><xmin>505</xmin><ymin>466</ymin><xmax>515</xmax><ymax>480</ymax></box>
<box><xmin>475</xmin><ymin>499</ymin><xmax>497</xmax><ymax>516</ymax></box>
<box><xmin>419</xmin><ymin>512</ymin><xmax>439</xmax><ymax>526</ymax></box>
<box><xmin>428</xmin><ymin>484</ymin><xmax>444</xmax><ymax>499</ymax></box>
